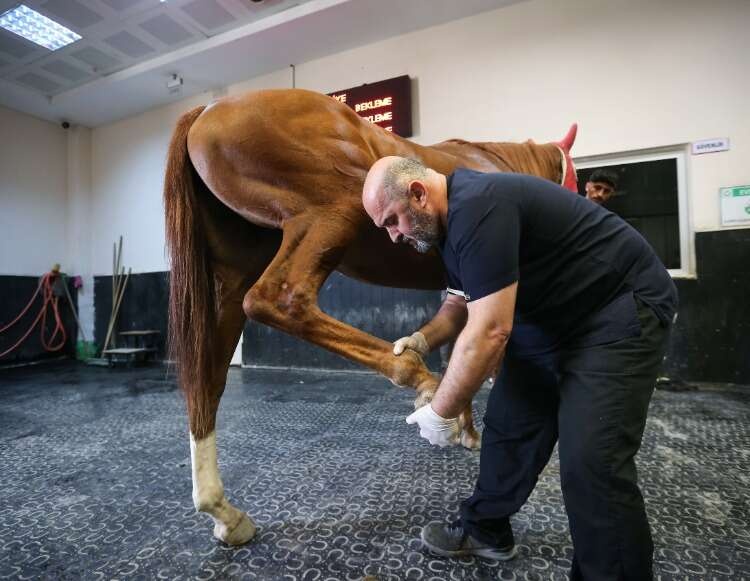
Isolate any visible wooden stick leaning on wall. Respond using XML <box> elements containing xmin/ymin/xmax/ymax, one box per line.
<box><xmin>103</xmin><ymin>267</ymin><xmax>130</xmax><ymax>352</ymax></box>
<box><xmin>103</xmin><ymin>266</ymin><xmax>121</xmax><ymax>352</ymax></box>
<box><xmin>104</xmin><ymin>236</ymin><xmax>126</xmax><ymax>353</ymax></box>
<box><xmin>112</xmin><ymin>237</ymin><xmax>122</xmax><ymax>323</ymax></box>
<box><xmin>112</xmin><ymin>243</ymin><xmax>116</xmax><ymax>324</ymax></box>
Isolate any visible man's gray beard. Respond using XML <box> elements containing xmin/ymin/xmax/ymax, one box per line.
<box><xmin>413</xmin><ymin>239</ymin><xmax>432</xmax><ymax>254</ymax></box>
<box><xmin>406</xmin><ymin>206</ymin><xmax>441</xmax><ymax>254</ymax></box>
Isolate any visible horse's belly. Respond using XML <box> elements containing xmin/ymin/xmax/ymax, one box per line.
<box><xmin>338</xmin><ymin>228</ymin><xmax>445</xmax><ymax>291</ymax></box>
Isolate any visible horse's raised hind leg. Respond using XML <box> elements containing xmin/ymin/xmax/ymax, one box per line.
<box><xmin>187</xmin><ymin>267</ymin><xmax>257</xmax><ymax>545</ymax></box>
<box><xmin>242</xmin><ymin>207</ymin><xmax>479</xmax><ymax>448</ymax></box>
<box><xmin>244</xmin><ymin>207</ymin><xmax>435</xmax><ymax>390</ymax></box>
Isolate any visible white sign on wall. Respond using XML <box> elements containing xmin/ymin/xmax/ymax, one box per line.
<box><xmin>692</xmin><ymin>137</ymin><xmax>730</xmax><ymax>155</ymax></box>
<box><xmin>720</xmin><ymin>185</ymin><xmax>750</xmax><ymax>226</ymax></box>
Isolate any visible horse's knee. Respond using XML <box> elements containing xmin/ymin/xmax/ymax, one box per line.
<box><xmin>242</xmin><ymin>287</ymin><xmax>267</xmax><ymax>322</ymax></box>
<box><xmin>243</xmin><ymin>286</ymin><xmax>281</xmax><ymax>324</ymax></box>
<box><xmin>243</xmin><ymin>284</ymin><xmax>315</xmax><ymax>330</ymax></box>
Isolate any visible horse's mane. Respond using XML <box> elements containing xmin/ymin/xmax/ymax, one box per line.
<box><xmin>438</xmin><ymin>138</ymin><xmax>563</xmax><ymax>182</ymax></box>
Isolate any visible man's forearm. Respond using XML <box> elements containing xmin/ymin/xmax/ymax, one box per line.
<box><xmin>430</xmin><ymin>327</ymin><xmax>507</xmax><ymax>418</ymax></box>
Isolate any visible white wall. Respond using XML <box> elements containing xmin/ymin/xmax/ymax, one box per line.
<box><xmin>89</xmin><ymin>68</ymin><xmax>293</xmax><ymax>275</ymax></box>
<box><xmin>0</xmin><ymin>106</ymin><xmax>67</xmax><ymax>275</ymax></box>
<box><xmin>66</xmin><ymin>126</ymin><xmax>95</xmax><ymax>340</ymax></box>
<box><xmin>90</xmin><ymin>93</ymin><xmax>206</xmax><ymax>275</ymax></box>
<box><xmin>86</xmin><ymin>0</ymin><xmax>749</xmax><ymax>278</ymax></box>
<box><xmin>293</xmin><ymin>0</ymin><xmax>749</xmax><ymax>233</ymax></box>
<box><xmin>4</xmin><ymin>0</ymin><xmax>748</xmax><ymax>279</ymax></box>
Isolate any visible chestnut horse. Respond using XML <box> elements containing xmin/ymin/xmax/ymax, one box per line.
<box><xmin>163</xmin><ymin>88</ymin><xmax>577</xmax><ymax>545</ymax></box>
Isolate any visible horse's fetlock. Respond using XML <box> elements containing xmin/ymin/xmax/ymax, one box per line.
<box><xmin>414</xmin><ymin>388</ymin><xmax>435</xmax><ymax>410</ymax></box>
<box><xmin>390</xmin><ymin>350</ymin><xmax>436</xmax><ymax>390</ymax></box>
<box><xmin>193</xmin><ymin>485</ymin><xmax>224</xmax><ymax>513</ymax></box>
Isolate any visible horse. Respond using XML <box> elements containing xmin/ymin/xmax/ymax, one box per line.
<box><xmin>163</xmin><ymin>88</ymin><xmax>578</xmax><ymax>545</ymax></box>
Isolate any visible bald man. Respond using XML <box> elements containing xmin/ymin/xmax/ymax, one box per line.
<box><xmin>362</xmin><ymin>157</ymin><xmax>677</xmax><ymax>580</ymax></box>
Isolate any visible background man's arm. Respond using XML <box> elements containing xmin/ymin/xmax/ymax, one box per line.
<box><xmin>430</xmin><ymin>282</ymin><xmax>517</xmax><ymax>418</ymax></box>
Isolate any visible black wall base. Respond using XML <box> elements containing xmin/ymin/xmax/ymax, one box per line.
<box><xmin>0</xmin><ymin>275</ymin><xmax>78</xmax><ymax>366</ymax></box>
<box><xmin>664</xmin><ymin>229</ymin><xmax>750</xmax><ymax>384</ymax></box>
<box><xmin>242</xmin><ymin>271</ymin><xmax>444</xmax><ymax>371</ymax></box>
<box><xmin>94</xmin><ymin>272</ymin><xmax>169</xmax><ymax>357</ymax></box>
<box><xmin>88</xmin><ymin>228</ymin><xmax>750</xmax><ymax>383</ymax></box>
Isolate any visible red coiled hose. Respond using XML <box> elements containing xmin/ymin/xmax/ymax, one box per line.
<box><xmin>0</xmin><ymin>271</ymin><xmax>67</xmax><ymax>358</ymax></box>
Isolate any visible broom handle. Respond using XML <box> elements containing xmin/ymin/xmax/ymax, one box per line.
<box><xmin>112</xmin><ymin>243</ymin><xmax>116</xmax><ymax>321</ymax></box>
<box><xmin>104</xmin><ymin>268</ymin><xmax>130</xmax><ymax>352</ymax></box>
<box><xmin>106</xmin><ymin>266</ymin><xmax>122</xmax><ymax>350</ymax></box>
<box><xmin>114</xmin><ymin>236</ymin><xmax>123</xmax><ymax>314</ymax></box>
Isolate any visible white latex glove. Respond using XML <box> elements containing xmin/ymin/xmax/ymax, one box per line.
<box><xmin>406</xmin><ymin>404</ymin><xmax>460</xmax><ymax>447</ymax></box>
<box><xmin>393</xmin><ymin>331</ymin><xmax>429</xmax><ymax>357</ymax></box>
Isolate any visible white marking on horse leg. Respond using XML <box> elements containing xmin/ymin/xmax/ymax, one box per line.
<box><xmin>190</xmin><ymin>431</ymin><xmax>256</xmax><ymax>545</ymax></box>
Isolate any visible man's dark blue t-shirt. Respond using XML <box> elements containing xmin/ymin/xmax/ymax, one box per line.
<box><xmin>439</xmin><ymin>169</ymin><xmax>678</xmax><ymax>342</ymax></box>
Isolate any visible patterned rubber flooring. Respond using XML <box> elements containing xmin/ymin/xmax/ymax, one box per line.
<box><xmin>0</xmin><ymin>361</ymin><xmax>748</xmax><ymax>580</ymax></box>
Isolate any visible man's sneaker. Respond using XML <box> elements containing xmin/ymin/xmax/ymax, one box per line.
<box><xmin>420</xmin><ymin>521</ymin><xmax>517</xmax><ymax>561</ymax></box>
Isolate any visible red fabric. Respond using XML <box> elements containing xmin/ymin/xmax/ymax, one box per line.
<box><xmin>556</xmin><ymin>123</ymin><xmax>578</xmax><ymax>193</ymax></box>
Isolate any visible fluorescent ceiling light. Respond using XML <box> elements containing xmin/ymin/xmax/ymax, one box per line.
<box><xmin>0</xmin><ymin>4</ymin><xmax>82</xmax><ymax>51</ymax></box>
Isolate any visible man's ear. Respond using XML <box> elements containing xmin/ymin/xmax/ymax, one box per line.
<box><xmin>410</xmin><ymin>181</ymin><xmax>427</xmax><ymax>206</ymax></box>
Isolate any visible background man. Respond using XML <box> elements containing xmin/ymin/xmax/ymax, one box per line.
<box><xmin>584</xmin><ymin>168</ymin><xmax>618</xmax><ymax>204</ymax></box>
<box><xmin>362</xmin><ymin>156</ymin><xmax>677</xmax><ymax>580</ymax></box>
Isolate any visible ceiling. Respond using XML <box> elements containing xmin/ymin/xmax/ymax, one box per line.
<box><xmin>0</xmin><ymin>0</ymin><xmax>521</xmax><ymax>127</ymax></box>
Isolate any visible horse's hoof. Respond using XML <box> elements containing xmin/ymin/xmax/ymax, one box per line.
<box><xmin>461</xmin><ymin>431</ymin><xmax>481</xmax><ymax>451</ymax></box>
<box><xmin>214</xmin><ymin>512</ymin><xmax>256</xmax><ymax>545</ymax></box>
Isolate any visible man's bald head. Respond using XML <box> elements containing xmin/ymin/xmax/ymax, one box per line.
<box><xmin>362</xmin><ymin>156</ymin><xmax>448</xmax><ymax>254</ymax></box>
<box><xmin>363</xmin><ymin>156</ymin><xmax>429</xmax><ymax>214</ymax></box>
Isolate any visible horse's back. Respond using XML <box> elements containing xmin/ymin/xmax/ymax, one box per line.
<box><xmin>184</xmin><ymin>88</ymin><xmax>564</xmax><ymax>230</ymax></box>
<box><xmin>186</xmin><ymin>89</ymin><xmax>418</xmax><ymax>228</ymax></box>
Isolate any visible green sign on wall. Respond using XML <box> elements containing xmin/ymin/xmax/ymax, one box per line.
<box><xmin>720</xmin><ymin>185</ymin><xmax>750</xmax><ymax>225</ymax></box>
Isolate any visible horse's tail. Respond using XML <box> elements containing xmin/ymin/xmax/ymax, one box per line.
<box><xmin>163</xmin><ymin>105</ymin><xmax>215</xmax><ymax>438</ymax></box>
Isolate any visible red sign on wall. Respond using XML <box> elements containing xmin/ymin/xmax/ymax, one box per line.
<box><xmin>327</xmin><ymin>75</ymin><xmax>412</xmax><ymax>137</ymax></box>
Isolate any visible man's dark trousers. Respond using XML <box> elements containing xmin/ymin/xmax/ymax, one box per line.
<box><xmin>460</xmin><ymin>296</ymin><xmax>672</xmax><ymax>581</ymax></box>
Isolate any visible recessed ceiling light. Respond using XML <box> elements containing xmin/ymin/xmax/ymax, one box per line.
<box><xmin>0</xmin><ymin>4</ymin><xmax>82</xmax><ymax>51</ymax></box>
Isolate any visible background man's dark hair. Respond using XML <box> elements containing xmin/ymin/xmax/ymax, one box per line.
<box><xmin>588</xmin><ymin>169</ymin><xmax>618</xmax><ymax>190</ymax></box>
